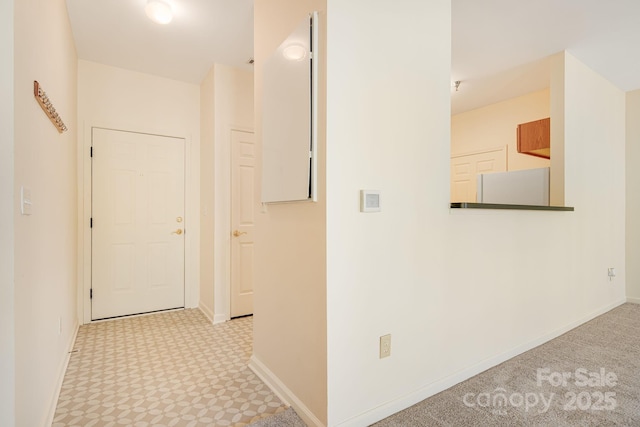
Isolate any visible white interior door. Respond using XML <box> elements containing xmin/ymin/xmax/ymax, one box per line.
<box><xmin>451</xmin><ymin>147</ymin><xmax>507</xmax><ymax>202</ymax></box>
<box><xmin>231</xmin><ymin>130</ymin><xmax>256</xmax><ymax>317</ymax></box>
<box><xmin>92</xmin><ymin>128</ymin><xmax>185</xmax><ymax>320</ymax></box>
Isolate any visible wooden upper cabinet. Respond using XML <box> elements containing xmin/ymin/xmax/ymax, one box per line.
<box><xmin>517</xmin><ymin>117</ymin><xmax>550</xmax><ymax>159</ymax></box>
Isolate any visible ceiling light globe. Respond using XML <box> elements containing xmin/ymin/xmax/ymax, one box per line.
<box><xmin>145</xmin><ymin>0</ymin><xmax>173</xmax><ymax>25</ymax></box>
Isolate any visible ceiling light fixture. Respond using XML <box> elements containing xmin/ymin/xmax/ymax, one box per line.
<box><xmin>145</xmin><ymin>0</ymin><xmax>173</xmax><ymax>25</ymax></box>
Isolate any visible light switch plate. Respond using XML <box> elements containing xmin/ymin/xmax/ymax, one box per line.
<box><xmin>380</xmin><ymin>334</ymin><xmax>391</xmax><ymax>358</ymax></box>
<box><xmin>21</xmin><ymin>186</ymin><xmax>32</xmax><ymax>215</ymax></box>
<box><xmin>360</xmin><ymin>190</ymin><xmax>381</xmax><ymax>213</ymax></box>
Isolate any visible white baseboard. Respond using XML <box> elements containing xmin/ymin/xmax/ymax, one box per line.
<box><xmin>337</xmin><ymin>298</ymin><xmax>626</xmax><ymax>427</ymax></box>
<box><xmin>627</xmin><ymin>297</ymin><xmax>640</xmax><ymax>304</ymax></box>
<box><xmin>213</xmin><ymin>313</ymin><xmax>228</xmax><ymax>324</ymax></box>
<box><xmin>198</xmin><ymin>303</ymin><xmax>227</xmax><ymax>324</ymax></box>
<box><xmin>44</xmin><ymin>320</ymin><xmax>79</xmax><ymax>427</ymax></box>
<box><xmin>249</xmin><ymin>355</ymin><xmax>324</xmax><ymax>427</ymax></box>
<box><xmin>198</xmin><ymin>303</ymin><xmax>215</xmax><ymax>323</ymax></box>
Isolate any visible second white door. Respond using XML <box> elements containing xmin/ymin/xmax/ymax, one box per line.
<box><xmin>92</xmin><ymin>128</ymin><xmax>185</xmax><ymax>320</ymax></box>
<box><xmin>231</xmin><ymin>130</ymin><xmax>256</xmax><ymax>317</ymax></box>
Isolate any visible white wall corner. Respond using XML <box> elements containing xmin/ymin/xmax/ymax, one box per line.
<box><xmin>198</xmin><ymin>303</ymin><xmax>215</xmax><ymax>323</ymax></box>
<box><xmin>0</xmin><ymin>0</ymin><xmax>14</xmax><ymax>422</ymax></box>
<box><xmin>249</xmin><ymin>355</ymin><xmax>325</xmax><ymax>427</ymax></box>
<box><xmin>213</xmin><ymin>313</ymin><xmax>228</xmax><ymax>325</ymax></box>
<box><xmin>44</xmin><ymin>320</ymin><xmax>79</xmax><ymax>427</ymax></box>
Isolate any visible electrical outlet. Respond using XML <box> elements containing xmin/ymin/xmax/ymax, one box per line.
<box><xmin>608</xmin><ymin>268</ymin><xmax>616</xmax><ymax>281</ymax></box>
<box><xmin>380</xmin><ymin>334</ymin><xmax>391</xmax><ymax>359</ymax></box>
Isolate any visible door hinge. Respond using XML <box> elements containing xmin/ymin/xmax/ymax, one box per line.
<box><xmin>90</xmin><ymin>288</ymin><xmax>93</xmax><ymax>299</ymax></box>
<box><xmin>90</xmin><ymin>146</ymin><xmax>93</xmax><ymax>157</ymax></box>
<box><xmin>90</xmin><ymin>217</ymin><xmax>93</xmax><ymax>228</ymax></box>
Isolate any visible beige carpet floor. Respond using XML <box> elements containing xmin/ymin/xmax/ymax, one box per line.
<box><xmin>250</xmin><ymin>303</ymin><xmax>640</xmax><ymax>426</ymax></box>
<box><xmin>53</xmin><ymin>310</ymin><xmax>286</xmax><ymax>427</ymax></box>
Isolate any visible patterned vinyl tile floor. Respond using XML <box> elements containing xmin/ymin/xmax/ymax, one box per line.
<box><xmin>52</xmin><ymin>310</ymin><xmax>286</xmax><ymax>427</ymax></box>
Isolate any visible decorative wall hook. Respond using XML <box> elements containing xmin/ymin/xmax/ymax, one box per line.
<box><xmin>33</xmin><ymin>80</ymin><xmax>68</xmax><ymax>133</ymax></box>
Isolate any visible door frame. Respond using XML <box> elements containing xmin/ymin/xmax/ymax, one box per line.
<box><xmin>229</xmin><ymin>129</ymin><xmax>256</xmax><ymax>318</ymax></box>
<box><xmin>207</xmin><ymin>126</ymin><xmax>254</xmax><ymax>324</ymax></box>
<box><xmin>450</xmin><ymin>145</ymin><xmax>508</xmax><ymax>202</ymax></box>
<box><xmin>78</xmin><ymin>122</ymin><xmax>199</xmax><ymax>324</ymax></box>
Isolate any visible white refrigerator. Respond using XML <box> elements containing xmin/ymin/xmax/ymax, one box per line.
<box><xmin>477</xmin><ymin>167</ymin><xmax>550</xmax><ymax>206</ymax></box>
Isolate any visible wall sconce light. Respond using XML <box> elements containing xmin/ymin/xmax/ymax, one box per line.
<box><xmin>283</xmin><ymin>45</ymin><xmax>307</xmax><ymax>61</ymax></box>
<box><xmin>145</xmin><ymin>0</ymin><xmax>173</xmax><ymax>25</ymax></box>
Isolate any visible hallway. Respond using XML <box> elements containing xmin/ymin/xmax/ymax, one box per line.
<box><xmin>52</xmin><ymin>310</ymin><xmax>285</xmax><ymax>426</ymax></box>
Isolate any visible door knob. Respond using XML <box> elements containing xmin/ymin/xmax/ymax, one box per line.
<box><xmin>233</xmin><ymin>230</ymin><xmax>247</xmax><ymax>237</ymax></box>
<box><xmin>172</xmin><ymin>229</ymin><xmax>183</xmax><ymax>235</ymax></box>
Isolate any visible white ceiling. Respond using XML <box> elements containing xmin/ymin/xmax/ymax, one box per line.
<box><xmin>65</xmin><ymin>0</ymin><xmax>640</xmax><ymax>114</ymax></box>
<box><xmin>452</xmin><ymin>0</ymin><xmax>640</xmax><ymax>114</ymax></box>
<box><xmin>65</xmin><ymin>0</ymin><xmax>254</xmax><ymax>84</ymax></box>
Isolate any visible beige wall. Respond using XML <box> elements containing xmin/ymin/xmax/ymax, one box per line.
<box><xmin>77</xmin><ymin>60</ymin><xmax>201</xmax><ymax>322</ymax></box>
<box><xmin>255</xmin><ymin>2</ymin><xmax>625</xmax><ymax>425</ymax></box>
<box><xmin>0</xmin><ymin>0</ymin><xmax>15</xmax><ymax>424</ymax></box>
<box><xmin>13</xmin><ymin>0</ymin><xmax>78</xmax><ymax>425</ymax></box>
<box><xmin>200</xmin><ymin>64</ymin><xmax>254</xmax><ymax>322</ymax></box>
<box><xmin>326</xmin><ymin>1</ymin><xmax>452</xmax><ymax>424</ymax></box>
<box><xmin>252</xmin><ymin>0</ymin><xmax>327</xmax><ymax>425</ymax></box>
<box><xmin>626</xmin><ymin>89</ymin><xmax>640</xmax><ymax>303</ymax></box>
<box><xmin>77</xmin><ymin>60</ymin><xmax>201</xmax><ymax>136</ymax></box>
<box><xmin>451</xmin><ymin>89</ymin><xmax>551</xmax><ymax>171</ymax></box>
<box><xmin>326</xmin><ymin>4</ymin><xmax>625</xmax><ymax>424</ymax></box>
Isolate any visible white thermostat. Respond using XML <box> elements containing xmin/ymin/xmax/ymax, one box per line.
<box><xmin>360</xmin><ymin>190</ymin><xmax>381</xmax><ymax>213</ymax></box>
